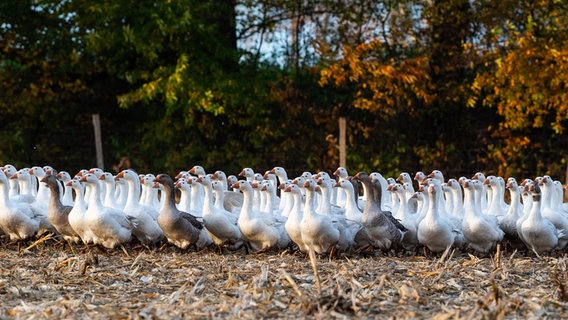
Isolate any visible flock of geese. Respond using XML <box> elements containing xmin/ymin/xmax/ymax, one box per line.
<box><xmin>1</xmin><ymin>164</ymin><xmax>567</xmax><ymax>257</ymax></box>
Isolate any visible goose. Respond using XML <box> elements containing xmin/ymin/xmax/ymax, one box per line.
<box><xmin>0</xmin><ymin>169</ymin><xmax>40</xmax><ymax>241</ymax></box>
<box><xmin>227</xmin><ymin>175</ymin><xmax>239</xmax><ymax>192</ymax></box>
<box><xmin>56</xmin><ymin>171</ymin><xmax>75</xmax><ymax>207</ymax></box>
<box><xmin>499</xmin><ymin>177</ymin><xmax>525</xmax><ymax>250</ymax></box>
<box><xmin>315</xmin><ymin>175</ymin><xmax>346</xmax><ymax>218</ymax></box>
<box><xmin>417</xmin><ymin>183</ymin><xmax>461</xmax><ymax>253</ymax></box>
<box><xmin>472</xmin><ymin>172</ymin><xmax>489</xmax><ymax>213</ymax></box>
<box><xmin>1</xmin><ymin>164</ymin><xmax>20</xmax><ymax>199</ymax></box>
<box><xmin>140</xmin><ymin>173</ymin><xmax>161</xmax><ymax>211</ymax></box>
<box><xmin>441</xmin><ymin>183</ymin><xmax>455</xmax><ymax>219</ymax></box>
<box><xmin>212</xmin><ymin>170</ymin><xmax>229</xmax><ymax>191</ymax></box>
<box><xmin>428</xmin><ymin>170</ymin><xmax>445</xmax><ymax>183</ymax></box>
<box><xmin>300</xmin><ymin>178</ymin><xmax>341</xmax><ymax>255</ymax></box>
<box><xmin>483</xmin><ymin>176</ymin><xmax>508</xmax><ymax>220</ymax></box>
<box><xmin>410</xmin><ymin>191</ymin><xmax>427</xmax><ymax>221</ymax></box>
<box><xmin>211</xmin><ymin>180</ymin><xmax>241</xmax><ymax>214</ymax></box>
<box><xmin>422</xmin><ymin>178</ymin><xmax>460</xmax><ymax>229</ymax></box>
<box><xmin>334</xmin><ymin>179</ymin><xmax>363</xmax><ymax>225</ymax></box>
<box><xmin>333</xmin><ymin>167</ymin><xmax>350</xmax><ymax>207</ymax></box>
<box><xmin>153</xmin><ymin>174</ymin><xmax>210</xmax><ymax>250</ymax></box>
<box><xmin>9</xmin><ymin>169</ymin><xmax>37</xmax><ymax>204</ymax></box>
<box><xmin>278</xmin><ymin>180</ymin><xmax>294</xmax><ymax>217</ymax></box>
<box><xmin>66</xmin><ymin>178</ymin><xmax>95</xmax><ymax>244</ymax></box>
<box><xmin>260</xmin><ymin>180</ymin><xmax>278</xmax><ymax>215</ymax></box>
<box><xmin>270</xmin><ymin>167</ymin><xmax>289</xmax><ymax>185</ymax></box>
<box><xmin>197</xmin><ymin>175</ymin><xmax>245</xmax><ymax>251</ymax></box>
<box><xmin>370</xmin><ymin>172</ymin><xmax>391</xmax><ymax>211</ymax></box>
<box><xmin>520</xmin><ymin>182</ymin><xmax>562</xmax><ymax>255</ymax></box>
<box><xmin>301</xmin><ymin>171</ymin><xmax>313</xmax><ymax>181</ymax></box>
<box><xmin>188</xmin><ymin>165</ymin><xmax>207</xmax><ymax>178</ymax></box>
<box><xmin>388</xmin><ymin>183</ymin><xmax>420</xmax><ymax>251</ymax></box>
<box><xmin>98</xmin><ymin>172</ymin><xmax>123</xmax><ymax>211</ymax></box>
<box><xmin>316</xmin><ymin>177</ymin><xmax>359</xmax><ymax>253</ymax></box>
<box><xmin>461</xmin><ymin>179</ymin><xmax>504</xmax><ymax>254</ymax></box>
<box><xmin>29</xmin><ymin>166</ymin><xmax>50</xmax><ymax>208</ymax></box>
<box><xmin>262</xmin><ymin>171</ymin><xmax>281</xmax><ymax>211</ymax></box>
<box><xmin>188</xmin><ymin>176</ymin><xmax>205</xmax><ymax>213</ymax></box>
<box><xmin>87</xmin><ymin>168</ymin><xmax>107</xmax><ymax>202</ymax></box>
<box><xmin>283</xmin><ymin>184</ymin><xmax>307</xmax><ymax>252</ymax></box>
<box><xmin>175</xmin><ymin>178</ymin><xmax>193</xmax><ymax>213</ymax></box>
<box><xmin>520</xmin><ymin>178</ymin><xmax>534</xmax><ymax>216</ymax></box>
<box><xmin>10</xmin><ymin>169</ymin><xmax>52</xmax><ymax>232</ymax></box>
<box><xmin>445</xmin><ymin>178</ymin><xmax>464</xmax><ymax>221</ymax></box>
<box><xmin>397</xmin><ymin>173</ymin><xmax>415</xmax><ymax>201</ymax></box>
<box><xmin>240</xmin><ymin>168</ymin><xmax>262</xmax><ymax>211</ymax></box>
<box><xmin>116</xmin><ymin>169</ymin><xmax>164</xmax><ymax>244</ymax></box>
<box><xmin>553</xmin><ymin>181</ymin><xmax>568</xmax><ymax>215</ymax></box>
<box><xmin>414</xmin><ymin>171</ymin><xmax>426</xmax><ymax>185</ymax></box>
<box><xmin>354</xmin><ymin>172</ymin><xmax>406</xmax><ymax>252</ymax></box>
<box><xmin>539</xmin><ymin>176</ymin><xmax>568</xmax><ymax>249</ymax></box>
<box><xmin>386</xmin><ymin>177</ymin><xmax>400</xmax><ymax>214</ymax></box>
<box><xmin>233</xmin><ymin>180</ymin><xmax>290</xmax><ymax>253</ymax></box>
<box><xmin>80</xmin><ymin>173</ymin><xmax>134</xmax><ymax>249</ymax></box>
<box><xmin>41</xmin><ymin>174</ymin><xmax>81</xmax><ymax>243</ymax></box>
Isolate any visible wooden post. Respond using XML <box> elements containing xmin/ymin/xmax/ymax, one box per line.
<box><xmin>339</xmin><ymin>117</ymin><xmax>346</xmax><ymax>168</ymax></box>
<box><xmin>92</xmin><ymin>113</ymin><xmax>104</xmax><ymax>170</ymax></box>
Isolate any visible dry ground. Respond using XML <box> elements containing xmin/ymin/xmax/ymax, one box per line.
<box><xmin>1</xmin><ymin>236</ymin><xmax>567</xmax><ymax>319</ymax></box>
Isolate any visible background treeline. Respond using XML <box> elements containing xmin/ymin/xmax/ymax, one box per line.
<box><xmin>1</xmin><ymin>0</ymin><xmax>567</xmax><ymax>180</ymax></box>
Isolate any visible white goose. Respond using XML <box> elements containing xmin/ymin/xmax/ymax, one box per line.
<box><xmin>417</xmin><ymin>183</ymin><xmax>460</xmax><ymax>253</ymax></box>
<box><xmin>29</xmin><ymin>166</ymin><xmax>50</xmax><ymax>208</ymax></box>
<box><xmin>333</xmin><ymin>167</ymin><xmax>350</xmax><ymax>207</ymax></box>
<box><xmin>397</xmin><ymin>173</ymin><xmax>415</xmax><ymax>201</ymax></box>
<box><xmin>520</xmin><ymin>182</ymin><xmax>562</xmax><ymax>255</ymax></box>
<box><xmin>334</xmin><ymin>179</ymin><xmax>363</xmax><ymax>225</ymax></box>
<box><xmin>283</xmin><ymin>184</ymin><xmax>307</xmax><ymax>252</ymax></box>
<box><xmin>300</xmin><ymin>178</ymin><xmax>340</xmax><ymax>255</ymax></box>
<box><xmin>197</xmin><ymin>175</ymin><xmax>245</xmax><ymax>251</ymax></box>
<box><xmin>370</xmin><ymin>172</ymin><xmax>392</xmax><ymax>211</ymax></box>
<box><xmin>472</xmin><ymin>172</ymin><xmax>489</xmax><ymax>213</ymax></box>
<box><xmin>539</xmin><ymin>176</ymin><xmax>568</xmax><ymax>249</ymax></box>
<box><xmin>56</xmin><ymin>171</ymin><xmax>75</xmax><ymax>207</ymax></box>
<box><xmin>0</xmin><ymin>169</ymin><xmax>40</xmax><ymax>241</ymax></box>
<box><xmin>262</xmin><ymin>171</ymin><xmax>281</xmax><ymax>211</ymax></box>
<box><xmin>10</xmin><ymin>169</ymin><xmax>52</xmax><ymax>232</ymax></box>
<box><xmin>278</xmin><ymin>180</ymin><xmax>294</xmax><ymax>218</ymax></box>
<box><xmin>67</xmin><ymin>178</ymin><xmax>95</xmax><ymax>244</ymax></box>
<box><xmin>483</xmin><ymin>175</ymin><xmax>508</xmax><ymax>220</ymax></box>
<box><xmin>500</xmin><ymin>177</ymin><xmax>525</xmax><ymax>249</ymax></box>
<box><xmin>461</xmin><ymin>179</ymin><xmax>504</xmax><ymax>254</ymax></box>
<box><xmin>80</xmin><ymin>173</ymin><xmax>134</xmax><ymax>249</ymax></box>
<box><xmin>270</xmin><ymin>166</ymin><xmax>289</xmax><ymax>210</ymax></box>
<box><xmin>115</xmin><ymin>169</ymin><xmax>163</xmax><ymax>244</ymax></box>
<box><xmin>389</xmin><ymin>183</ymin><xmax>420</xmax><ymax>251</ymax></box>
<box><xmin>445</xmin><ymin>178</ymin><xmax>464</xmax><ymax>221</ymax></box>
<box><xmin>140</xmin><ymin>173</ymin><xmax>161</xmax><ymax>211</ymax></box>
<box><xmin>1</xmin><ymin>164</ymin><xmax>20</xmax><ymax>199</ymax></box>
<box><xmin>234</xmin><ymin>180</ymin><xmax>290</xmax><ymax>253</ymax></box>
<box><xmin>175</xmin><ymin>178</ymin><xmax>193</xmax><ymax>214</ymax></box>
<box><xmin>10</xmin><ymin>169</ymin><xmax>37</xmax><ymax>204</ymax></box>
<box><xmin>99</xmin><ymin>172</ymin><xmax>123</xmax><ymax>211</ymax></box>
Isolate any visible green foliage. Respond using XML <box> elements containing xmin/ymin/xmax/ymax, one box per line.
<box><xmin>1</xmin><ymin>0</ymin><xmax>568</xmax><ymax>181</ymax></box>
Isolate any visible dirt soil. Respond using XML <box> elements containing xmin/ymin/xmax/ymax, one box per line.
<box><xmin>1</xmin><ymin>237</ymin><xmax>567</xmax><ymax>319</ymax></box>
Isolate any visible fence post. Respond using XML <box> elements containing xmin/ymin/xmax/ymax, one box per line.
<box><xmin>339</xmin><ymin>117</ymin><xmax>346</xmax><ymax>168</ymax></box>
<box><xmin>92</xmin><ymin>113</ymin><xmax>104</xmax><ymax>170</ymax></box>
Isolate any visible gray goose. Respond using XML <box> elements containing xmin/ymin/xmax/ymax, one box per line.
<box><xmin>41</xmin><ymin>174</ymin><xmax>81</xmax><ymax>243</ymax></box>
<box><xmin>153</xmin><ymin>174</ymin><xmax>210</xmax><ymax>250</ymax></box>
<box><xmin>354</xmin><ymin>172</ymin><xmax>406</xmax><ymax>252</ymax></box>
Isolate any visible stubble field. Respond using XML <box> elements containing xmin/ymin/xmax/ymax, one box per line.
<box><xmin>1</xmin><ymin>237</ymin><xmax>567</xmax><ymax>319</ymax></box>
